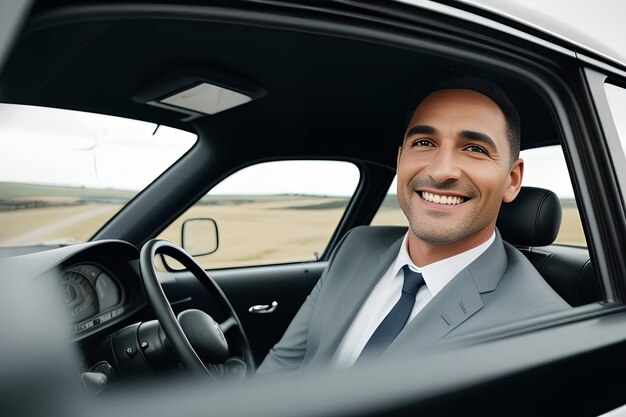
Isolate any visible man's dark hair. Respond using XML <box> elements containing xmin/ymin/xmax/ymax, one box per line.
<box><xmin>403</xmin><ymin>73</ymin><xmax>521</xmax><ymax>165</ymax></box>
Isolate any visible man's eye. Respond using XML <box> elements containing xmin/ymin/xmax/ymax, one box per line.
<box><xmin>465</xmin><ymin>145</ymin><xmax>488</xmax><ymax>155</ymax></box>
<box><xmin>412</xmin><ymin>139</ymin><xmax>433</xmax><ymax>147</ymax></box>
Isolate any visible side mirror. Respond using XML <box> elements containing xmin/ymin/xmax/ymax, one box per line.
<box><xmin>181</xmin><ymin>218</ymin><xmax>219</xmax><ymax>257</ymax></box>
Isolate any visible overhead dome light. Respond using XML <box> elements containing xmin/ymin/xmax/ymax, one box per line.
<box><xmin>134</xmin><ymin>67</ymin><xmax>267</xmax><ymax>122</ymax></box>
<box><xmin>160</xmin><ymin>83</ymin><xmax>252</xmax><ymax>115</ymax></box>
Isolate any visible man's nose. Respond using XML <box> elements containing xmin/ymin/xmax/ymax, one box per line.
<box><xmin>426</xmin><ymin>147</ymin><xmax>462</xmax><ymax>183</ymax></box>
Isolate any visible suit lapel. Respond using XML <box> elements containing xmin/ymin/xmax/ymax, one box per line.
<box><xmin>314</xmin><ymin>236</ymin><xmax>405</xmax><ymax>362</ymax></box>
<box><xmin>386</xmin><ymin>268</ymin><xmax>484</xmax><ymax>353</ymax></box>
<box><xmin>385</xmin><ymin>231</ymin><xmax>508</xmax><ymax>354</ymax></box>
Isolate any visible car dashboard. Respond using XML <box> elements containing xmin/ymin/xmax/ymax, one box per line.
<box><xmin>5</xmin><ymin>240</ymin><xmax>147</xmax><ymax>343</ymax></box>
<box><xmin>62</xmin><ymin>263</ymin><xmax>126</xmax><ymax>335</ymax></box>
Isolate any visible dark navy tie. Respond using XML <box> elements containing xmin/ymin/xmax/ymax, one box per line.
<box><xmin>358</xmin><ymin>265</ymin><xmax>425</xmax><ymax>360</ymax></box>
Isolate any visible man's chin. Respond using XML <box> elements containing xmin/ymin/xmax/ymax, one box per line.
<box><xmin>409</xmin><ymin>218</ymin><xmax>497</xmax><ymax>249</ymax></box>
<box><xmin>409</xmin><ymin>226</ymin><xmax>465</xmax><ymax>245</ymax></box>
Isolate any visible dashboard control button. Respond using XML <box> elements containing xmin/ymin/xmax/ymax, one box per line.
<box><xmin>140</xmin><ymin>341</ymin><xmax>149</xmax><ymax>350</ymax></box>
<box><xmin>125</xmin><ymin>347</ymin><xmax>136</xmax><ymax>357</ymax></box>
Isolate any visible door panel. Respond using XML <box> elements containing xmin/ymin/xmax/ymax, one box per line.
<box><xmin>160</xmin><ymin>262</ymin><xmax>325</xmax><ymax>366</ymax></box>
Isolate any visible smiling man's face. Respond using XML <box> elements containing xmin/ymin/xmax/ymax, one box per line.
<box><xmin>397</xmin><ymin>89</ymin><xmax>523</xmax><ymax>264</ymax></box>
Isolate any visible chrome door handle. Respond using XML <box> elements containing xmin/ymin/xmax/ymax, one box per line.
<box><xmin>248</xmin><ymin>301</ymin><xmax>278</xmax><ymax>314</ymax></box>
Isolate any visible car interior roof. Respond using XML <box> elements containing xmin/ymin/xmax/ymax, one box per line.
<box><xmin>0</xmin><ymin>2</ymin><xmax>559</xmax><ymax>170</ymax></box>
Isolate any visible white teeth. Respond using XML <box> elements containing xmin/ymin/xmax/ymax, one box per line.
<box><xmin>420</xmin><ymin>192</ymin><xmax>464</xmax><ymax>205</ymax></box>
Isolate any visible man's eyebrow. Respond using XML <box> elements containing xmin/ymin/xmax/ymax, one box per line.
<box><xmin>458</xmin><ymin>130</ymin><xmax>498</xmax><ymax>151</ymax></box>
<box><xmin>406</xmin><ymin>125</ymin><xmax>439</xmax><ymax>137</ymax></box>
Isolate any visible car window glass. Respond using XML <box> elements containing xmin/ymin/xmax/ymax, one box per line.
<box><xmin>371</xmin><ymin>145</ymin><xmax>587</xmax><ymax>247</ymax></box>
<box><xmin>157</xmin><ymin>160</ymin><xmax>360</xmax><ymax>269</ymax></box>
<box><xmin>0</xmin><ymin>103</ymin><xmax>197</xmax><ymax>247</ymax></box>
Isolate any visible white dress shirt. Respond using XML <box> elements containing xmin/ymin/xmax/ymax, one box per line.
<box><xmin>331</xmin><ymin>231</ymin><xmax>496</xmax><ymax>367</ymax></box>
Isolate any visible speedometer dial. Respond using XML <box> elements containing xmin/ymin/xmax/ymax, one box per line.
<box><xmin>59</xmin><ymin>270</ymin><xmax>99</xmax><ymax>323</ymax></box>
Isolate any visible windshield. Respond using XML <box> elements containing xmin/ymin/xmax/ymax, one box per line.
<box><xmin>0</xmin><ymin>104</ymin><xmax>197</xmax><ymax>246</ymax></box>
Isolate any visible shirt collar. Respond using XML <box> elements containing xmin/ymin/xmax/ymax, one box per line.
<box><xmin>391</xmin><ymin>231</ymin><xmax>496</xmax><ymax>297</ymax></box>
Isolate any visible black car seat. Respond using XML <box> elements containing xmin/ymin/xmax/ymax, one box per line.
<box><xmin>497</xmin><ymin>186</ymin><xmax>601</xmax><ymax>306</ymax></box>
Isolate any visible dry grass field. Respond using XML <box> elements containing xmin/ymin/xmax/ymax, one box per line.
<box><xmin>0</xmin><ymin>192</ymin><xmax>350</xmax><ymax>269</ymax></box>
<box><xmin>0</xmin><ymin>203</ymin><xmax>121</xmax><ymax>245</ymax></box>
<box><xmin>157</xmin><ymin>197</ymin><xmax>349</xmax><ymax>269</ymax></box>
<box><xmin>0</xmin><ymin>184</ymin><xmax>587</xmax><ymax>269</ymax></box>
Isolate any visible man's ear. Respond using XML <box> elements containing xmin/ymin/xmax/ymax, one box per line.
<box><xmin>396</xmin><ymin>145</ymin><xmax>403</xmax><ymax>170</ymax></box>
<box><xmin>503</xmin><ymin>158</ymin><xmax>524</xmax><ymax>203</ymax></box>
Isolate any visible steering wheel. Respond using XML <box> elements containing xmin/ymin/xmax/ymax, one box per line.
<box><xmin>139</xmin><ymin>239</ymin><xmax>255</xmax><ymax>379</ymax></box>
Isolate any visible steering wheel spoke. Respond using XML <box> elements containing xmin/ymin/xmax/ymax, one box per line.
<box><xmin>219</xmin><ymin>316</ymin><xmax>238</xmax><ymax>333</ymax></box>
<box><xmin>140</xmin><ymin>239</ymin><xmax>255</xmax><ymax>378</ymax></box>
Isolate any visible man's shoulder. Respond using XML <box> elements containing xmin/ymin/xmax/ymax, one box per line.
<box><xmin>501</xmin><ymin>240</ymin><xmax>549</xmax><ymax>282</ymax></box>
<box><xmin>493</xmin><ymin>240</ymin><xmax>570</xmax><ymax>312</ymax></box>
<box><xmin>447</xmin><ymin>239</ymin><xmax>569</xmax><ymax>338</ymax></box>
<box><xmin>324</xmin><ymin>226</ymin><xmax>407</xmax><ymax>278</ymax></box>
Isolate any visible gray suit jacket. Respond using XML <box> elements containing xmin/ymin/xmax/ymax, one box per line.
<box><xmin>257</xmin><ymin>226</ymin><xmax>569</xmax><ymax>374</ymax></box>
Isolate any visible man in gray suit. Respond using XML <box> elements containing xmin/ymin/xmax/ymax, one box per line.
<box><xmin>258</xmin><ymin>76</ymin><xmax>569</xmax><ymax>373</ymax></box>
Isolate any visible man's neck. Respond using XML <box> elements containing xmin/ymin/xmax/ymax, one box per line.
<box><xmin>407</xmin><ymin>226</ymin><xmax>496</xmax><ymax>267</ymax></box>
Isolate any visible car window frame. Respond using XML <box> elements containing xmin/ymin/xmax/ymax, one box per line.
<box><xmin>580</xmin><ymin>64</ymin><xmax>626</xmax><ymax>302</ymax></box>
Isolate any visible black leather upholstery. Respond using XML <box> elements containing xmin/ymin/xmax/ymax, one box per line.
<box><xmin>496</xmin><ymin>186</ymin><xmax>600</xmax><ymax>306</ymax></box>
<box><xmin>497</xmin><ymin>187</ymin><xmax>562</xmax><ymax>247</ymax></box>
<box><xmin>534</xmin><ymin>246</ymin><xmax>600</xmax><ymax>306</ymax></box>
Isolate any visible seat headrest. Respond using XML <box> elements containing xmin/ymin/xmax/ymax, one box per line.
<box><xmin>497</xmin><ymin>186</ymin><xmax>562</xmax><ymax>247</ymax></box>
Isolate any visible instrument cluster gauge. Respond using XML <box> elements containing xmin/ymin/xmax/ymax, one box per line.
<box><xmin>59</xmin><ymin>269</ymin><xmax>100</xmax><ymax>323</ymax></box>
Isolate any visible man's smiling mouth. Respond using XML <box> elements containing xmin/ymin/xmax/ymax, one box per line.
<box><xmin>420</xmin><ymin>191</ymin><xmax>466</xmax><ymax>205</ymax></box>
